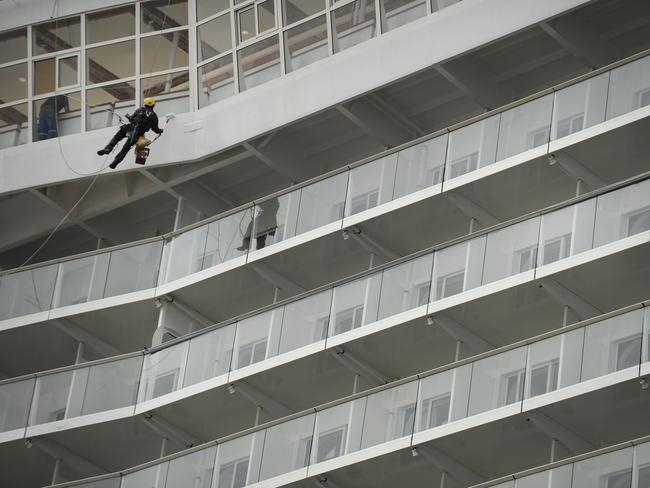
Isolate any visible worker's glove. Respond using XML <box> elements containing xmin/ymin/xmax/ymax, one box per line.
<box><xmin>125</xmin><ymin>113</ymin><xmax>133</xmax><ymax>121</ymax></box>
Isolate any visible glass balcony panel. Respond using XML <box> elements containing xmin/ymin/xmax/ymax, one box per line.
<box><xmin>537</xmin><ymin>200</ymin><xmax>596</xmax><ymax>266</ymax></box>
<box><xmin>232</xmin><ymin>309</ymin><xmax>283</xmax><ymax>369</ymax></box>
<box><xmin>606</xmin><ymin>56</ymin><xmax>650</xmax><ymax>120</ymax></box>
<box><xmin>346</xmin><ymin>154</ymin><xmax>398</xmax><ymax>216</ymax></box>
<box><xmin>329</xmin><ymin>273</ymin><xmax>382</xmax><ymax>337</ymax></box>
<box><xmin>0</xmin><ymin>378</ymin><xmax>34</xmax><ymax>433</ymax></box>
<box><xmin>81</xmin><ymin>356</ymin><xmax>142</xmax><ymax>416</ymax></box>
<box><xmin>0</xmin><ymin>103</ymin><xmax>29</xmax><ymax>149</ymax></box>
<box><xmin>259</xmin><ymin>413</ymin><xmax>316</xmax><ymax>481</ymax></box>
<box><xmin>33</xmin><ymin>17</ymin><xmax>80</xmax><ymax>55</ymax></box>
<box><xmin>198</xmin><ymin>54</ymin><xmax>235</xmax><ymax>107</ymax></box>
<box><xmin>467</xmin><ymin>346</ymin><xmax>527</xmax><ymax>416</ymax></box>
<box><xmin>73</xmin><ymin>478</ymin><xmax>122</xmax><ymax>488</ymax></box>
<box><xmin>445</xmin><ymin>114</ymin><xmax>500</xmax><ymax>180</ymax></box>
<box><xmin>496</xmin><ymin>94</ymin><xmax>554</xmax><ymax>161</ymax></box>
<box><xmin>278</xmin><ymin>289</ymin><xmax>332</xmax><ymax>354</ymax></box>
<box><xmin>203</xmin><ymin>208</ymin><xmax>253</xmax><ymax>268</ymax></box>
<box><xmin>251</xmin><ymin>194</ymin><xmax>299</xmax><ymax>249</ymax></box>
<box><xmin>161</xmin><ymin>225</ymin><xmax>209</xmax><ymax>283</ymax></box>
<box><xmin>237</xmin><ymin>35</ymin><xmax>281</xmax><ymax>91</ymax></box>
<box><xmin>581</xmin><ymin>309</ymin><xmax>643</xmax><ymax>382</ymax></box>
<box><xmin>141</xmin><ymin>31</ymin><xmax>190</xmax><ymax>73</ymax></box>
<box><xmin>142</xmin><ymin>71</ymin><xmax>191</xmax><ymax>115</ymax></box>
<box><xmin>213</xmin><ymin>432</ymin><xmax>265</xmax><ymax>488</ymax></box>
<box><xmin>572</xmin><ymin>447</ymin><xmax>633</xmax><ymax>488</ymax></box>
<box><xmin>29</xmin><ymin>370</ymin><xmax>77</xmax><ymax>425</ymax></box>
<box><xmin>141</xmin><ymin>0</ymin><xmax>188</xmax><ymax>33</ymax></box>
<box><xmin>430</xmin><ymin>237</ymin><xmax>486</xmax><ymax>301</ymax></box>
<box><xmin>53</xmin><ymin>254</ymin><xmax>110</xmax><ymax>308</ymax></box>
<box><xmin>86</xmin><ymin>5</ymin><xmax>136</xmax><ymax>44</ymax></box>
<box><xmin>86</xmin><ymin>81</ymin><xmax>137</xmax><ymax>131</ymax></box>
<box><xmin>164</xmin><ymin>446</ymin><xmax>217</xmax><ymax>488</ymax></box>
<box><xmin>552</xmin><ymin>73</ymin><xmax>609</xmax><ymax>140</ymax></box>
<box><xmin>524</xmin><ymin>329</ymin><xmax>584</xmax><ymax>399</ymax></box>
<box><xmin>360</xmin><ymin>381</ymin><xmax>418</xmax><ymax>449</ymax></box>
<box><xmin>377</xmin><ymin>253</ymin><xmax>432</xmax><ymax>320</ymax></box>
<box><xmin>295</xmin><ymin>172</ymin><xmax>348</xmax><ymax>235</ymax></box>
<box><xmin>415</xmin><ymin>365</ymin><xmax>472</xmax><ymax>432</ymax></box>
<box><xmin>197</xmin><ymin>14</ymin><xmax>232</xmax><ymax>63</ymax></box>
<box><xmin>482</xmin><ymin>217</ymin><xmax>541</xmax><ymax>285</ymax></box>
<box><xmin>593</xmin><ymin>179</ymin><xmax>650</xmax><ymax>248</ymax></box>
<box><xmin>122</xmin><ymin>462</ymin><xmax>169</xmax><ymax>488</ymax></box>
<box><xmin>0</xmin><ymin>28</ymin><xmax>27</xmax><ymax>64</ymax></box>
<box><xmin>393</xmin><ymin>135</ymin><xmax>447</xmax><ymax>199</ymax></box>
<box><xmin>0</xmin><ymin>264</ymin><xmax>58</xmax><ymax>320</ymax></box>
<box><xmin>331</xmin><ymin>0</ymin><xmax>376</xmax><ymax>53</ymax></box>
<box><xmin>311</xmin><ymin>398</ymin><xmax>366</xmax><ymax>464</ymax></box>
<box><xmin>86</xmin><ymin>40</ymin><xmax>135</xmax><ymax>84</ymax></box>
<box><xmin>0</xmin><ymin>63</ymin><xmax>28</xmax><ymax>104</ymax></box>
<box><xmin>635</xmin><ymin>442</ymin><xmax>650</xmax><ymax>487</ymax></box>
<box><xmin>139</xmin><ymin>342</ymin><xmax>190</xmax><ymax>401</ymax></box>
<box><xmin>380</xmin><ymin>0</ymin><xmax>427</xmax><ymax>32</ymax></box>
<box><xmin>517</xmin><ymin>465</ymin><xmax>573</xmax><ymax>488</ymax></box>
<box><xmin>34</xmin><ymin>92</ymin><xmax>82</xmax><ymax>140</ymax></box>
<box><xmin>284</xmin><ymin>15</ymin><xmax>329</xmax><ymax>73</ymax></box>
<box><xmin>104</xmin><ymin>241</ymin><xmax>163</xmax><ymax>298</ymax></box>
<box><xmin>184</xmin><ymin>324</ymin><xmax>236</xmax><ymax>388</ymax></box>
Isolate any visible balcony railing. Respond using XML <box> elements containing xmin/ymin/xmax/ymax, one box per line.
<box><xmin>41</xmin><ymin>300</ymin><xmax>650</xmax><ymax>488</ymax></box>
<box><xmin>1</xmin><ymin>175</ymin><xmax>649</xmax><ymax>445</ymax></box>
<box><xmin>1</xmin><ymin>51</ymin><xmax>649</xmax><ymax>324</ymax></box>
<box><xmin>471</xmin><ymin>436</ymin><xmax>650</xmax><ymax>488</ymax></box>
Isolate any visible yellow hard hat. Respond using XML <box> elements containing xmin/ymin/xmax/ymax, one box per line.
<box><xmin>143</xmin><ymin>97</ymin><xmax>156</xmax><ymax>107</ymax></box>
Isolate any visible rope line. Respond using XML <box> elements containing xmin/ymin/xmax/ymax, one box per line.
<box><xmin>18</xmin><ymin>0</ymin><xmax>173</xmax><ymax>267</ymax></box>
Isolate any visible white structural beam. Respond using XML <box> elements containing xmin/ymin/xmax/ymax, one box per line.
<box><xmin>27</xmin><ymin>437</ymin><xmax>107</xmax><ymax>478</ymax></box>
<box><xmin>336</xmin><ymin>97</ymin><xmax>415</xmax><ymax>148</ymax></box>
<box><xmin>142</xmin><ymin>413</ymin><xmax>200</xmax><ymax>449</ymax></box>
<box><xmin>228</xmin><ymin>381</ymin><xmax>295</xmax><ymax>418</ymax></box>
<box><xmin>52</xmin><ymin>318</ymin><xmax>122</xmax><ymax>358</ymax></box>
<box><xmin>428</xmin><ymin>314</ymin><xmax>495</xmax><ymax>354</ymax></box>
<box><xmin>342</xmin><ymin>226</ymin><xmax>400</xmax><ymax>262</ymax></box>
<box><xmin>0</xmin><ymin>150</ymin><xmax>250</xmax><ymax>254</ymax></box>
<box><xmin>547</xmin><ymin>152</ymin><xmax>606</xmax><ymax>191</ymax></box>
<box><xmin>28</xmin><ymin>188</ymin><xmax>108</xmax><ymax>243</ymax></box>
<box><xmin>526</xmin><ymin>411</ymin><xmax>595</xmax><ymax>454</ymax></box>
<box><xmin>540</xmin><ymin>13</ymin><xmax>618</xmax><ymax>69</ymax></box>
<box><xmin>445</xmin><ymin>192</ymin><xmax>501</xmax><ymax>228</ymax></box>
<box><xmin>416</xmin><ymin>445</ymin><xmax>483</xmax><ymax>486</ymax></box>
<box><xmin>435</xmin><ymin>58</ymin><xmax>511</xmax><ymax>110</ymax></box>
<box><xmin>251</xmin><ymin>262</ymin><xmax>305</xmax><ymax>296</ymax></box>
<box><xmin>366</xmin><ymin>93</ymin><xmax>427</xmax><ymax>138</ymax></box>
<box><xmin>242</xmin><ymin>141</ymin><xmax>302</xmax><ymax>183</ymax></box>
<box><xmin>537</xmin><ymin>278</ymin><xmax>602</xmax><ymax>320</ymax></box>
<box><xmin>159</xmin><ymin>295</ymin><xmax>215</xmax><ymax>328</ymax></box>
<box><xmin>330</xmin><ymin>347</ymin><xmax>392</xmax><ymax>386</ymax></box>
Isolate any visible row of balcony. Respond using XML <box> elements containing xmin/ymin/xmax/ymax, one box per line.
<box><xmin>473</xmin><ymin>436</ymin><xmax>650</xmax><ymax>488</ymax></box>
<box><xmin>37</xmin><ymin>300</ymin><xmax>650</xmax><ymax>488</ymax></box>
<box><xmin>1</xmin><ymin>175</ymin><xmax>649</xmax><ymax>444</ymax></box>
<box><xmin>1</xmin><ymin>51</ymin><xmax>649</xmax><ymax>326</ymax></box>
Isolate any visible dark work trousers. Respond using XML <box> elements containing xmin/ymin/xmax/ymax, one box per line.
<box><xmin>105</xmin><ymin>125</ymin><xmax>142</xmax><ymax>167</ymax></box>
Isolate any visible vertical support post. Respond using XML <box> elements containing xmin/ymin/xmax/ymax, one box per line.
<box><xmin>27</xmin><ymin>24</ymin><xmax>34</xmax><ymax>143</ymax></box>
<box><xmin>550</xmin><ymin>438</ymin><xmax>557</xmax><ymax>462</ymax></box>
<box><xmin>188</xmin><ymin>0</ymin><xmax>198</xmax><ymax>111</ymax></box>
<box><xmin>575</xmin><ymin>178</ymin><xmax>584</xmax><ymax>197</ymax></box>
<box><xmin>51</xmin><ymin>458</ymin><xmax>62</xmax><ymax>485</ymax></box>
<box><xmin>439</xmin><ymin>470</ymin><xmax>447</xmax><ymax>488</ymax></box>
<box><xmin>80</xmin><ymin>13</ymin><xmax>87</xmax><ymax>133</ymax></box>
<box><xmin>454</xmin><ymin>340</ymin><xmax>461</xmax><ymax>361</ymax></box>
<box><xmin>135</xmin><ymin>1</ymin><xmax>142</xmax><ymax>106</ymax></box>
<box><xmin>352</xmin><ymin>373</ymin><xmax>360</xmax><ymax>394</ymax></box>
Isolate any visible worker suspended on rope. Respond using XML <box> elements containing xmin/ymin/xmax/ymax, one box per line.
<box><xmin>97</xmin><ymin>97</ymin><xmax>164</xmax><ymax>169</ymax></box>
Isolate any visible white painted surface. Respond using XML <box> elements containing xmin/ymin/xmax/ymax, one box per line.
<box><xmin>0</xmin><ymin>0</ymin><xmax>590</xmax><ymax>194</ymax></box>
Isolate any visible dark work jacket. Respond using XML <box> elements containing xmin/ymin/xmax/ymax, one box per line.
<box><xmin>126</xmin><ymin>106</ymin><xmax>163</xmax><ymax>134</ymax></box>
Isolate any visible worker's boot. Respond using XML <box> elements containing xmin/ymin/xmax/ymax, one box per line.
<box><xmin>97</xmin><ymin>147</ymin><xmax>111</xmax><ymax>155</ymax></box>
